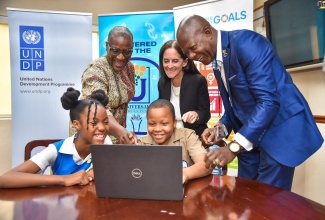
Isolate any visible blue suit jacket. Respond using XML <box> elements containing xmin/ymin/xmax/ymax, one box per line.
<box><xmin>217</xmin><ymin>30</ymin><xmax>323</xmax><ymax>167</ymax></box>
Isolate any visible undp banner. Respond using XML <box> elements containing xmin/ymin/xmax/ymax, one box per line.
<box><xmin>98</xmin><ymin>11</ymin><xmax>174</xmax><ymax>136</ymax></box>
<box><xmin>8</xmin><ymin>8</ymin><xmax>92</xmax><ymax>167</ymax></box>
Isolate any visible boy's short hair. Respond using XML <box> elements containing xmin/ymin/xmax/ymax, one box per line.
<box><xmin>147</xmin><ymin>99</ymin><xmax>175</xmax><ymax>120</ymax></box>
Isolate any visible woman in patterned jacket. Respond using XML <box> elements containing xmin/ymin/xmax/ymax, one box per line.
<box><xmin>76</xmin><ymin>26</ymin><xmax>136</xmax><ymax>144</ymax></box>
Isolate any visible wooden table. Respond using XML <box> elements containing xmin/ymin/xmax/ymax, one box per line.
<box><xmin>0</xmin><ymin>175</ymin><xmax>324</xmax><ymax>219</ymax></box>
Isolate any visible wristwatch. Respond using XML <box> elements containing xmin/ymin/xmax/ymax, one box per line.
<box><xmin>228</xmin><ymin>141</ymin><xmax>244</xmax><ymax>155</ymax></box>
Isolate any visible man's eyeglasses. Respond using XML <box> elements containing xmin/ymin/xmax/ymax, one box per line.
<box><xmin>107</xmin><ymin>44</ymin><xmax>133</xmax><ymax>56</ymax></box>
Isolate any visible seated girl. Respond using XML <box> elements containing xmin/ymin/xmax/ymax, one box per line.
<box><xmin>138</xmin><ymin>99</ymin><xmax>212</xmax><ymax>183</ymax></box>
<box><xmin>0</xmin><ymin>87</ymin><xmax>111</xmax><ymax>188</ymax></box>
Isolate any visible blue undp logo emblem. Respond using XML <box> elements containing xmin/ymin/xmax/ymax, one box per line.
<box><xmin>19</xmin><ymin>26</ymin><xmax>45</xmax><ymax>71</ymax></box>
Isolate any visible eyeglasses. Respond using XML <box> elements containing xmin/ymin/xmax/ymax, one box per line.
<box><xmin>107</xmin><ymin>43</ymin><xmax>133</xmax><ymax>56</ymax></box>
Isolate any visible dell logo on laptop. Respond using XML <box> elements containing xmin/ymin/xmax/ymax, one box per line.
<box><xmin>132</xmin><ymin>168</ymin><xmax>142</xmax><ymax>178</ymax></box>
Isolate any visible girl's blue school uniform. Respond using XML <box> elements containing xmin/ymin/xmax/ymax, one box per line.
<box><xmin>51</xmin><ymin>139</ymin><xmax>91</xmax><ymax>175</ymax></box>
<box><xmin>30</xmin><ymin>134</ymin><xmax>112</xmax><ymax>175</ymax></box>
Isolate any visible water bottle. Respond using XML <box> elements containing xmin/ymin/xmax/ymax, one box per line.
<box><xmin>209</xmin><ymin>145</ymin><xmax>227</xmax><ymax>175</ymax></box>
<box><xmin>214</xmin><ymin>121</ymin><xmax>228</xmax><ymax>142</ymax></box>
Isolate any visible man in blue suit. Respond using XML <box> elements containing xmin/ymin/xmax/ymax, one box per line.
<box><xmin>176</xmin><ymin>15</ymin><xmax>323</xmax><ymax>190</ymax></box>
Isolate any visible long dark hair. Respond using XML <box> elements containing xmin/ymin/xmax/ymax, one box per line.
<box><xmin>159</xmin><ymin>40</ymin><xmax>200</xmax><ymax>82</ymax></box>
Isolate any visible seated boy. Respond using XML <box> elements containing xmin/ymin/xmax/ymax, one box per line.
<box><xmin>138</xmin><ymin>99</ymin><xmax>212</xmax><ymax>183</ymax></box>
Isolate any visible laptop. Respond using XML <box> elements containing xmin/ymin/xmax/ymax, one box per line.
<box><xmin>91</xmin><ymin>144</ymin><xmax>184</xmax><ymax>201</ymax></box>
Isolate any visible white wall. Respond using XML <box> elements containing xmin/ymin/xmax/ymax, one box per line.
<box><xmin>290</xmin><ymin>68</ymin><xmax>325</xmax><ymax>205</ymax></box>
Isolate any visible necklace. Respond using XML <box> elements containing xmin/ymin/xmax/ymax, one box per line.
<box><xmin>171</xmin><ymin>85</ymin><xmax>180</xmax><ymax>96</ymax></box>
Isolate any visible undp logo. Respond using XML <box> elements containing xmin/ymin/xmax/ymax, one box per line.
<box><xmin>22</xmin><ymin>30</ymin><xmax>41</xmax><ymax>44</ymax></box>
<box><xmin>19</xmin><ymin>26</ymin><xmax>45</xmax><ymax>71</ymax></box>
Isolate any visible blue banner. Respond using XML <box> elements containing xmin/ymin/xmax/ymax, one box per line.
<box><xmin>98</xmin><ymin>11</ymin><xmax>175</xmax><ymax>136</ymax></box>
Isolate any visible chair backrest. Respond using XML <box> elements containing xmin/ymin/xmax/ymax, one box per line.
<box><xmin>24</xmin><ymin>139</ymin><xmax>62</xmax><ymax>161</ymax></box>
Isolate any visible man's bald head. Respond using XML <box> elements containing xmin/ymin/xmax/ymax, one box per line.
<box><xmin>176</xmin><ymin>14</ymin><xmax>217</xmax><ymax>65</ymax></box>
<box><xmin>176</xmin><ymin>15</ymin><xmax>211</xmax><ymax>41</ymax></box>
